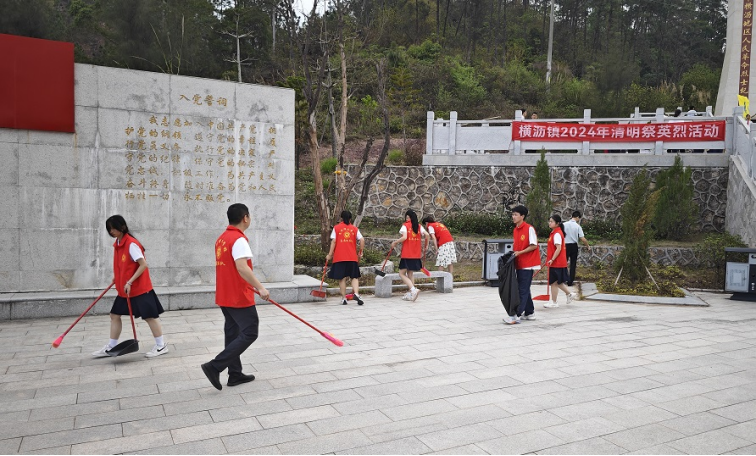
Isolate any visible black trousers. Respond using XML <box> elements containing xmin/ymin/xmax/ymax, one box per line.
<box><xmin>209</xmin><ymin>306</ymin><xmax>259</xmax><ymax>376</ymax></box>
<box><xmin>566</xmin><ymin>243</ymin><xmax>579</xmax><ymax>285</ymax></box>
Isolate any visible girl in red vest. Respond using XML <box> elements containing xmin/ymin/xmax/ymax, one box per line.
<box><xmin>390</xmin><ymin>209</ymin><xmax>428</xmax><ymax>302</ymax></box>
<box><xmin>326</xmin><ymin>210</ymin><xmax>365</xmax><ymax>305</ymax></box>
<box><xmin>545</xmin><ymin>214</ymin><xmax>579</xmax><ymax>308</ymax></box>
<box><xmin>421</xmin><ymin>215</ymin><xmax>457</xmax><ymax>275</ymax></box>
<box><xmin>92</xmin><ymin>215</ymin><xmax>168</xmax><ymax>359</ymax></box>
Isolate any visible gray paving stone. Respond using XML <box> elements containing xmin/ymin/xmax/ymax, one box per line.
<box><xmin>603</xmin><ymin>423</ymin><xmax>687</xmax><ymax>452</ymax></box>
<box><xmin>537</xmin><ymin>436</ymin><xmax>627</xmax><ymax>454</ymax></box>
<box><xmin>19</xmin><ymin>423</ymin><xmax>123</xmax><ymax>452</ymax></box>
<box><xmin>122</xmin><ymin>411</ymin><xmax>214</xmax><ymax>436</ymax></box>
<box><xmin>661</xmin><ymin>411</ymin><xmax>739</xmax><ymax>438</ymax></box>
<box><xmin>417</xmin><ymin>422</ymin><xmax>504</xmax><ymax>452</ymax></box>
<box><xmin>626</xmin><ymin>443</ymin><xmax>686</xmax><ymax>454</ymax></box>
<box><xmin>712</xmin><ymin>399</ymin><xmax>756</xmax><ymax>422</ymax></box>
<box><xmin>725</xmin><ymin>444</ymin><xmax>756</xmax><ymax>455</ymax></box>
<box><xmin>0</xmin><ymin>438</ymin><xmax>21</xmax><ymax>454</ymax></box>
<box><xmin>74</xmin><ymin>405</ymin><xmax>165</xmax><ymax>429</ymax></box>
<box><xmin>667</xmin><ymin>429</ymin><xmax>753</xmax><ymax>454</ymax></box>
<box><xmin>28</xmin><ymin>399</ymin><xmax>120</xmax><ymax>421</ymax></box>
<box><xmin>544</xmin><ymin>417</ymin><xmax>625</xmax><ymax>443</ymax></box>
<box><xmin>257</xmin><ymin>404</ymin><xmax>340</xmax><ymax>429</ymax></box>
<box><xmin>721</xmin><ymin>420</ymin><xmax>756</xmax><ymax>443</ymax></box>
<box><xmin>656</xmin><ymin>395</ymin><xmax>727</xmax><ymax>415</ymax></box>
<box><xmin>134</xmin><ymin>437</ymin><xmax>228</xmax><ymax>455</ymax></box>
<box><xmin>331</xmin><ymin>394</ymin><xmax>409</xmax><ymax>415</ymax></box>
<box><xmin>172</xmin><ymin>417</ymin><xmax>262</xmax><ymax>444</ymax></box>
<box><xmin>487</xmin><ymin>410</ymin><xmax>567</xmax><ymax>436</ymax></box>
<box><xmin>70</xmin><ymin>430</ymin><xmax>173</xmax><ymax>454</ymax></box>
<box><xmin>338</xmin><ymin>436</ymin><xmax>432</xmax><ymax>454</ymax></box>
<box><xmin>476</xmin><ymin>428</ymin><xmax>565</xmax><ymax>454</ymax></box>
<box><xmin>427</xmin><ymin>443</ymin><xmax>488</xmax><ymax>454</ymax></box>
<box><xmin>601</xmin><ymin>405</ymin><xmax>679</xmax><ymax>428</ymax></box>
<box><xmin>222</xmin><ymin>423</ymin><xmax>315</xmax><ymax>452</ymax></box>
<box><xmin>306</xmin><ymin>409</ymin><xmax>392</xmax><ymax>436</ymax></box>
<box><xmin>277</xmin><ymin>429</ymin><xmax>372</xmax><ymax>454</ymax></box>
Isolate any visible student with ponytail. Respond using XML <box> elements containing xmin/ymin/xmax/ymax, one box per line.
<box><xmin>92</xmin><ymin>215</ymin><xmax>168</xmax><ymax>359</ymax></box>
<box><xmin>545</xmin><ymin>214</ymin><xmax>579</xmax><ymax>308</ymax></box>
<box><xmin>326</xmin><ymin>210</ymin><xmax>365</xmax><ymax>306</ymax></box>
<box><xmin>390</xmin><ymin>209</ymin><xmax>429</xmax><ymax>302</ymax></box>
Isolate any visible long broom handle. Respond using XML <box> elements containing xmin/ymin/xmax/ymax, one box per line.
<box><xmin>59</xmin><ymin>282</ymin><xmax>114</xmax><ymax>338</ymax></box>
<box><xmin>379</xmin><ymin>249</ymin><xmax>392</xmax><ymax>271</ymax></box>
<box><xmin>126</xmin><ymin>295</ymin><xmax>138</xmax><ymax>340</ymax></box>
<box><xmin>318</xmin><ymin>258</ymin><xmax>329</xmax><ymax>290</ymax></box>
<box><xmin>253</xmin><ymin>288</ymin><xmax>322</xmax><ymax>333</ymax></box>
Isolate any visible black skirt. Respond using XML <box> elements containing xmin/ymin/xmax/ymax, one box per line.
<box><xmin>110</xmin><ymin>290</ymin><xmax>164</xmax><ymax>319</ymax></box>
<box><xmin>328</xmin><ymin>261</ymin><xmax>362</xmax><ymax>280</ymax></box>
<box><xmin>549</xmin><ymin>267</ymin><xmax>569</xmax><ymax>285</ymax></box>
<box><xmin>399</xmin><ymin>258</ymin><xmax>423</xmax><ymax>272</ymax></box>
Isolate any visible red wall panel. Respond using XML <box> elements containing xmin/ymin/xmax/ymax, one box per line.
<box><xmin>0</xmin><ymin>34</ymin><xmax>75</xmax><ymax>133</ymax></box>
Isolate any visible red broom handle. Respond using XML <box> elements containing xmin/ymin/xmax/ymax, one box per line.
<box><xmin>126</xmin><ymin>295</ymin><xmax>138</xmax><ymax>339</ymax></box>
<box><xmin>59</xmin><ymin>282</ymin><xmax>114</xmax><ymax>339</ymax></box>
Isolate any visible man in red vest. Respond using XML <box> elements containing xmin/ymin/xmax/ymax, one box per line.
<box><xmin>202</xmin><ymin>203</ymin><xmax>270</xmax><ymax>390</ymax></box>
<box><xmin>507</xmin><ymin>205</ymin><xmax>541</xmax><ymax>324</ymax></box>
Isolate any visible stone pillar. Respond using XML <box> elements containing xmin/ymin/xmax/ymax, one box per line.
<box><xmin>716</xmin><ymin>0</ymin><xmax>756</xmax><ymax>116</ymax></box>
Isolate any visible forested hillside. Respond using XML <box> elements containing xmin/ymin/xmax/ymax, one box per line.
<box><xmin>2</xmin><ymin>0</ymin><xmax>726</xmax><ymax>145</ymax></box>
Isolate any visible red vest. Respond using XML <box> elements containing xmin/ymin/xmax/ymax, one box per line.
<box><xmin>401</xmin><ymin>221</ymin><xmax>423</xmax><ymax>259</ymax></box>
<box><xmin>215</xmin><ymin>226</ymin><xmax>255</xmax><ymax>308</ymax></box>
<box><xmin>113</xmin><ymin>234</ymin><xmax>152</xmax><ymax>298</ymax></box>
<box><xmin>333</xmin><ymin>222</ymin><xmax>359</xmax><ymax>263</ymax></box>
<box><xmin>513</xmin><ymin>222</ymin><xmax>541</xmax><ymax>269</ymax></box>
<box><xmin>547</xmin><ymin>228</ymin><xmax>568</xmax><ymax>268</ymax></box>
<box><xmin>428</xmin><ymin>222</ymin><xmax>453</xmax><ymax>247</ymax></box>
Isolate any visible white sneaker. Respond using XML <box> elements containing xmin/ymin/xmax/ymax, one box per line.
<box><xmin>543</xmin><ymin>301</ymin><xmax>559</xmax><ymax>308</ymax></box>
<box><xmin>567</xmin><ymin>293</ymin><xmax>578</xmax><ymax>304</ymax></box>
<box><xmin>411</xmin><ymin>288</ymin><xmax>420</xmax><ymax>302</ymax></box>
<box><xmin>145</xmin><ymin>344</ymin><xmax>169</xmax><ymax>358</ymax></box>
<box><xmin>92</xmin><ymin>345</ymin><xmax>112</xmax><ymax>358</ymax></box>
<box><xmin>521</xmin><ymin>314</ymin><xmax>536</xmax><ymax>320</ymax></box>
<box><xmin>502</xmin><ymin>315</ymin><xmax>519</xmax><ymax>325</ymax></box>
<box><xmin>402</xmin><ymin>292</ymin><xmax>412</xmax><ymax>301</ymax></box>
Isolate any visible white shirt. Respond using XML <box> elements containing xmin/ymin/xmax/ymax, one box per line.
<box><xmin>330</xmin><ymin>228</ymin><xmax>364</xmax><ymax>240</ymax></box>
<box><xmin>117</xmin><ymin>238</ymin><xmax>144</xmax><ymax>262</ymax></box>
<box><xmin>399</xmin><ymin>225</ymin><xmax>428</xmax><ymax>237</ymax></box>
<box><xmin>686</xmin><ymin>109</ymin><xmax>697</xmax><ymax>117</ymax></box>
<box><xmin>553</xmin><ymin>232</ymin><xmax>563</xmax><ymax>246</ymax></box>
<box><xmin>562</xmin><ymin>219</ymin><xmax>584</xmax><ymax>244</ymax></box>
<box><xmin>231</xmin><ymin>238</ymin><xmax>253</xmax><ymax>261</ymax></box>
<box><xmin>523</xmin><ymin>225</ymin><xmax>540</xmax><ymax>270</ymax></box>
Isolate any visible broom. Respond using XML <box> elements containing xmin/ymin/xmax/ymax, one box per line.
<box><xmin>310</xmin><ymin>259</ymin><xmax>328</xmax><ymax>298</ymax></box>
<box><xmin>420</xmin><ymin>242</ymin><xmax>431</xmax><ymax>277</ymax></box>
<box><xmin>374</xmin><ymin>249</ymin><xmax>393</xmax><ymax>277</ymax></box>
<box><xmin>533</xmin><ymin>264</ymin><xmax>550</xmax><ymax>301</ymax></box>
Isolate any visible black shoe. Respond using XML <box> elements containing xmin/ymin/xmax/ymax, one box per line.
<box><xmin>566</xmin><ymin>282</ymin><xmax>574</xmax><ymax>286</ymax></box>
<box><xmin>341</xmin><ymin>299</ymin><xmax>348</xmax><ymax>305</ymax></box>
<box><xmin>228</xmin><ymin>373</ymin><xmax>256</xmax><ymax>387</ymax></box>
<box><xmin>354</xmin><ymin>294</ymin><xmax>364</xmax><ymax>306</ymax></box>
<box><xmin>201</xmin><ymin>362</ymin><xmax>222</xmax><ymax>390</ymax></box>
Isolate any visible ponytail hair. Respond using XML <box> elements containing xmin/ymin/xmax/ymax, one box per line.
<box><xmin>550</xmin><ymin>214</ymin><xmax>565</xmax><ymax>235</ymax></box>
<box><xmin>340</xmin><ymin>210</ymin><xmax>352</xmax><ymax>225</ymax></box>
<box><xmin>106</xmin><ymin>215</ymin><xmax>142</xmax><ymax>246</ymax></box>
<box><xmin>405</xmin><ymin>209</ymin><xmax>419</xmax><ymax>234</ymax></box>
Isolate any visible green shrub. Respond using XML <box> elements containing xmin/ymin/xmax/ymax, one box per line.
<box><xmin>387</xmin><ymin>149</ymin><xmax>404</xmax><ymax>165</ymax></box>
<box><xmin>582</xmin><ymin>218</ymin><xmax>622</xmax><ymax>241</ymax></box>
<box><xmin>444</xmin><ymin>212</ymin><xmax>514</xmax><ymax>236</ymax></box>
<box><xmin>294</xmin><ymin>244</ymin><xmax>326</xmax><ymax>266</ymax></box>
<box><xmin>320</xmin><ymin>157</ymin><xmax>338</xmax><ymax>175</ymax></box>
<box><xmin>694</xmin><ymin>232</ymin><xmax>747</xmax><ymax>281</ymax></box>
<box><xmin>652</xmin><ymin>155</ymin><xmax>698</xmax><ymax>240</ymax></box>
<box><xmin>362</xmin><ymin>248</ymin><xmax>385</xmax><ymax>265</ymax></box>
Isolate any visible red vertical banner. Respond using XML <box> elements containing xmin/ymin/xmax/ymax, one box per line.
<box><xmin>740</xmin><ymin>1</ymin><xmax>754</xmax><ymax>97</ymax></box>
<box><xmin>0</xmin><ymin>34</ymin><xmax>75</xmax><ymax>133</ymax></box>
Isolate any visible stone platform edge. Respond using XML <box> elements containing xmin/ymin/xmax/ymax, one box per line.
<box><xmin>581</xmin><ymin>282</ymin><xmax>709</xmax><ymax>306</ymax></box>
<box><xmin>0</xmin><ymin>275</ymin><xmax>323</xmax><ymax>321</ymax></box>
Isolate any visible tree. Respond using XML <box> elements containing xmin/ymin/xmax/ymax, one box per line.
<box><xmin>615</xmin><ymin>168</ymin><xmax>658</xmax><ymax>282</ymax></box>
<box><xmin>525</xmin><ymin>150</ymin><xmax>551</xmax><ymax>236</ymax></box>
<box><xmin>652</xmin><ymin>155</ymin><xmax>699</xmax><ymax>241</ymax></box>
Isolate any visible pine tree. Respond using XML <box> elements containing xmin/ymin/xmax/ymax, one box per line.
<box><xmin>652</xmin><ymin>155</ymin><xmax>698</xmax><ymax>240</ymax></box>
<box><xmin>616</xmin><ymin>168</ymin><xmax>658</xmax><ymax>282</ymax></box>
<box><xmin>525</xmin><ymin>150</ymin><xmax>552</xmax><ymax>236</ymax></box>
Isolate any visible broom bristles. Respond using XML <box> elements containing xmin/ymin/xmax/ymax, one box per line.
<box><xmin>322</xmin><ymin>332</ymin><xmax>344</xmax><ymax>347</ymax></box>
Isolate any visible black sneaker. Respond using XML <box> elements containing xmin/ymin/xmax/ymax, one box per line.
<box><xmin>201</xmin><ymin>362</ymin><xmax>222</xmax><ymax>390</ymax></box>
<box><xmin>354</xmin><ymin>294</ymin><xmax>364</xmax><ymax>305</ymax></box>
<box><xmin>341</xmin><ymin>299</ymin><xmax>348</xmax><ymax>305</ymax></box>
<box><xmin>228</xmin><ymin>373</ymin><xmax>255</xmax><ymax>387</ymax></box>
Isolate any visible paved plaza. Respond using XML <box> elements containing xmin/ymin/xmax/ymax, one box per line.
<box><xmin>1</xmin><ymin>286</ymin><xmax>756</xmax><ymax>454</ymax></box>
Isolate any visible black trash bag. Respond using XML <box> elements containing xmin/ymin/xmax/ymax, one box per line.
<box><xmin>497</xmin><ymin>252</ymin><xmax>519</xmax><ymax>317</ymax></box>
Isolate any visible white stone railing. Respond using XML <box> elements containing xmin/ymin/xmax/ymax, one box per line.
<box><xmin>731</xmin><ymin>107</ymin><xmax>756</xmax><ymax>179</ymax></box>
<box><xmin>424</xmin><ymin>107</ymin><xmax>733</xmax><ymax>167</ymax></box>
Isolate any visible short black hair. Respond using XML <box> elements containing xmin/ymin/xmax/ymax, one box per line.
<box><xmin>227</xmin><ymin>203</ymin><xmax>249</xmax><ymax>225</ymax></box>
<box><xmin>421</xmin><ymin>215</ymin><xmax>435</xmax><ymax>224</ymax></box>
<box><xmin>512</xmin><ymin>205</ymin><xmax>528</xmax><ymax>217</ymax></box>
<box><xmin>572</xmin><ymin>210</ymin><xmax>582</xmax><ymax>218</ymax></box>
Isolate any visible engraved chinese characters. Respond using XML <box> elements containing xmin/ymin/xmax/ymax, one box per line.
<box><xmin>122</xmin><ymin>95</ymin><xmax>280</xmax><ymax>202</ymax></box>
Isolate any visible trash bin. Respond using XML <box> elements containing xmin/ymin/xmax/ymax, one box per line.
<box><xmin>725</xmin><ymin>247</ymin><xmax>756</xmax><ymax>301</ymax></box>
<box><xmin>482</xmin><ymin>239</ymin><xmax>513</xmax><ymax>286</ymax></box>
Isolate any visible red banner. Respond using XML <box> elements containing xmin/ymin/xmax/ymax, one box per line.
<box><xmin>512</xmin><ymin>121</ymin><xmax>726</xmax><ymax>142</ymax></box>
<box><xmin>0</xmin><ymin>34</ymin><xmax>74</xmax><ymax>133</ymax></box>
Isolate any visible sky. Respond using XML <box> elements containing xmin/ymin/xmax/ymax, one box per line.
<box><xmin>293</xmin><ymin>0</ymin><xmax>326</xmax><ymax>17</ymax></box>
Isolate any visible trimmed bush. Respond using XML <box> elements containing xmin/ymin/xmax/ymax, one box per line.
<box><xmin>444</xmin><ymin>212</ymin><xmax>514</xmax><ymax>236</ymax></box>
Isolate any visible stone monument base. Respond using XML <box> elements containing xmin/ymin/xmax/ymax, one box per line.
<box><xmin>0</xmin><ymin>275</ymin><xmax>323</xmax><ymax>320</ymax></box>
